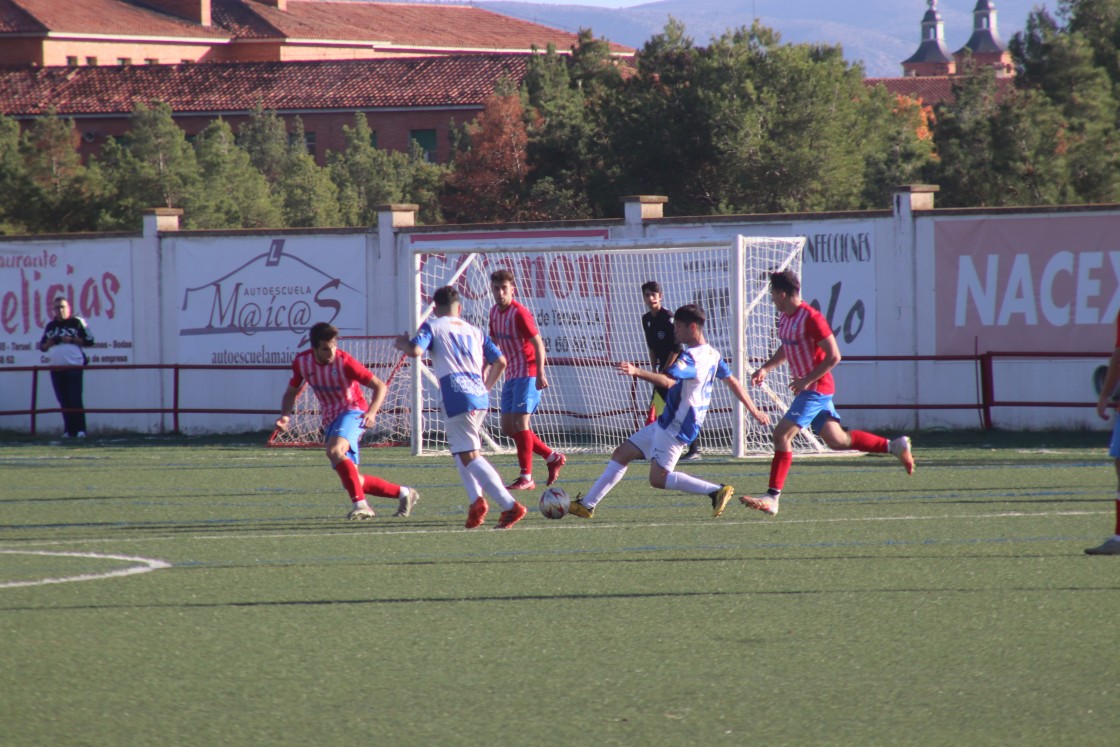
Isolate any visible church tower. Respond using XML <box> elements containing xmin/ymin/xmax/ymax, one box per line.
<box><xmin>954</xmin><ymin>0</ymin><xmax>1013</xmax><ymax>76</ymax></box>
<box><xmin>902</xmin><ymin>1</ymin><xmax>956</xmax><ymax>77</ymax></box>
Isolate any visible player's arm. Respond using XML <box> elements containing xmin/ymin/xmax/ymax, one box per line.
<box><xmin>530</xmin><ymin>333</ymin><xmax>549</xmax><ymax>390</ymax></box>
<box><xmin>790</xmin><ymin>335</ymin><xmax>841</xmax><ymax>394</ymax></box>
<box><xmin>1097</xmin><ymin>345</ymin><xmax>1120</xmax><ymax>419</ymax></box>
<box><xmin>618</xmin><ymin>360</ymin><xmax>675</xmax><ymax>390</ymax></box>
<box><xmin>276</xmin><ymin>384</ymin><xmax>301</xmax><ymax>431</ymax></box>
<box><xmin>484</xmin><ymin>355</ymin><xmax>507</xmax><ymax>391</ymax></box>
<box><xmin>394</xmin><ymin>333</ymin><xmax>422</xmax><ymax>358</ymax></box>
<box><xmin>361</xmin><ymin>374</ymin><xmax>387</xmax><ymax>428</ymax></box>
<box><xmin>722</xmin><ymin>375</ymin><xmax>770</xmax><ymax>426</ymax></box>
<box><xmin>752</xmin><ymin>344</ymin><xmax>787</xmax><ymax>386</ymax></box>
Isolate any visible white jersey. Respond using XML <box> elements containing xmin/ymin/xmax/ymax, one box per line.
<box><xmin>657</xmin><ymin>343</ymin><xmax>730</xmax><ymax>443</ymax></box>
<box><xmin>410</xmin><ymin>314</ymin><xmax>503</xmax><ymax>418</ymax></box>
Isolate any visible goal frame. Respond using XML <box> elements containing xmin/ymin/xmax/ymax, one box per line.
<box><xmin>408</xmin><ymin>236</ymin><xmax>816</xmax><ymax>458</ymax></box>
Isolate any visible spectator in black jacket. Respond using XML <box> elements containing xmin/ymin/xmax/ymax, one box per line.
<box><xmin>39</xmin><ymin>297</ymin><xmax>95</xmax><ymax>438</ymax></box>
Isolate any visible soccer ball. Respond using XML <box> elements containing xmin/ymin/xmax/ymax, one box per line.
<box><xmin>538</xmin><ymin>486</ymin><xmax>570</xmax><ymax>520</ymax></box>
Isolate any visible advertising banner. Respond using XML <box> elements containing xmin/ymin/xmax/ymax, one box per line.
<box><xmin>935</xmin><ymin>216</ymin><xmax>1120</xmax><ymax>354</ymax></box>
<box><xmin>793</xmin><ymin>222</ymin><xmax>877</xmax><ymax>357</ymax></box>
<box><xmin>176</xmin><ymin>236</ymin><xmax>366</xmax><ymax>364</ymax></box>
<box><xmin>0</xmin><ymin>242</ymin><xmax>133</xmax><ymax>367</ymax></box>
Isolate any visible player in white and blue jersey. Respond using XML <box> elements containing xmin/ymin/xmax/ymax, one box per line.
<box><xmin>569</xmin><ymin>304</ymin><xmax>771</xmax><ymax>519</ymax></box>
<box><xmin>395</xmin><ymin>285</ymin><xmax>528</xmax><ymax>530</ymax></box>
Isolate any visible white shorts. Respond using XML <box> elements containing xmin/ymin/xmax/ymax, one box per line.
<box><xmin>446</xmin><ymin>409</ymin><xmax>487</xmax><ymax>454</ymax></box>
<box><xmin>627</xmin><ymin>423</ymin><xmax>686</xmax><ymax>471</ymax></box>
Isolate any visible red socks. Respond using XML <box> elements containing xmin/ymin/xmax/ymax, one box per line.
<box><xmin>848</xmin><ymin>430</ymin><xmax>889</xmax><ymax>453</ymax></box>
<box><xmin>513</xmin><ymin>430</ymin><xmax>554</xmax><ymax>474</ymax></box>
<box><xmin>1114</xmin><ymin>499</ymin><xmax>1120</xmax><ymax>535</ymax></box>
<box><xmin>362</xmin><ymin>474</ymin><xmax>401</xmax><ymax>499</ymax></box>
<box><xmin>769</xmin><ymin>450</ymin><xmax>793</xmax><ymax>492</ymax></box>
<box><xmin>334</xmin><ymin>460</ymin><xmax>363</xmax><ymax>501</ymax></box>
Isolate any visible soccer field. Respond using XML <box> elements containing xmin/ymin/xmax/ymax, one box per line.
<box><xmin>0</xmin><ymin>431</ymin><xmax>1117</xmax><ymax>746</ymax></box>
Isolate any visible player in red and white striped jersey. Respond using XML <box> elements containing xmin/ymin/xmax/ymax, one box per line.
<box><xmin>740</xmin><ymin>270</ymin><xmax>914</xmax><ymax>517</ymax></box>
<box><xmin>275</xmin><ymin>322</ymin><xmax>418</xmax><ymax>520</ymax></box>
<box><xmin>488</xmin><ymin>269</ymin><xmax>565</xmax><ymax>491</ymax></box>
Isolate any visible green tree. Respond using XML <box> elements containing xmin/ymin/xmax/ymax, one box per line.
<box><xmin>278</xmin><ymin>118</ymin><xmax>340</xmax><ymax>227</ymax></box>
<box><xmin>238</xmin><ymin>103</ymin><xmax>291</xmax><ymax>185</ymax></box>
<box><xmin>859</xmin><ymin>88</ymin><xmax>936</xmax><ymax>208</ymax></box>
<box><xmin>0</xmin><ymin>114</ymin><xmax>30</xmax><ymax>233</ymax></box>
<box><xmin>329</xmin><ymin>113</ymin><xmax>446</xmax><ymax>226</ymax></box>
<box><xmin>17</xmin><ymin>110</ymin><xmax>103</xmax><ymax>232</ymax></box>
<box><xmin>191</xmin><ymin>118</ymin><xmax>281</xmax><ymax>228</ymax></box>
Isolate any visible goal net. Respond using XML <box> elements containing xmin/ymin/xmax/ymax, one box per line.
<box><xmin>408</xmin><ymin>236</ymin><xmax>820</xmax><ymax>457</ymax></box>
<box><xmin>267</xmin><ymin>336</ymin><xmax>413</xmax><ymax>449</ymax></box>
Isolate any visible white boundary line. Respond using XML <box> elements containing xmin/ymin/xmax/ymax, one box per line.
<box><xmin>0</xmin><ymin>508</ymin><xmax>1105</xmax><ymax>549</ymax></box>
<box><xmin>0</xmin><ymin>550</ymin><xmax>172</xmax><ymax>589</ymax></box>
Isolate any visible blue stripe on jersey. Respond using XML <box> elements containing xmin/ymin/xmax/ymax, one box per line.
<box><xmin>657</xmin><ymin>344</ymin><xmax>731</xmax><ymax>443</ymax></box>
<box><xmin>411</xmin><ymin>316</ymin><xmax>502</xmax><ymax>418</ymax></box>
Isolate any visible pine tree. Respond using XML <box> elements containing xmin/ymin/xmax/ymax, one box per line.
<box><xmin>192</xmin><ymin>119</ymin><xmax>282</xmax><ymax>228</ymax></box>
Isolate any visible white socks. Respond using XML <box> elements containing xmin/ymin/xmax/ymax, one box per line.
<box><xmin>664</xmin><ymin>471</ymin><xmax>719</xmax><ymax>495</ymax></box>
<box><xmin>456</xmin><ymin>460</ymin><xmax>483</xmax><ymax>503</ymax></box>
<box><xmin>584</xmin><ymin>460</ymin><xmax>628</xmax><ymax>509</ymax></box>
<box><xmin>465</xmin><ymin>457</ymin><xmax>515</xmax><ymax>510</ymax></box>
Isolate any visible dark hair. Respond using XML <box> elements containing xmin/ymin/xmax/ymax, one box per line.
<box><xmin>674</xmin><ymin>304</ymin><xmax>705</xmax><ymax>327</ymax></box>
<box><xmin>433</xmin><ymin>285</ymin><xmax>460</xmax><ymax>308</ymax></box>
<box><xmin>490</xmin><ymin>269</ymin><xmax>515</xmax><ymax>285</ymax></box>
<box><xmin>641</xmin><ymin>280</ymin><xmax>662</xmax><ymax>295</ymax></box>
<box><xmin>769</xmin><ymin>269</ymin><xmax>800</xmax><ymax>295</ymax></box>
<box><xmin>309</xmin><ymin>322</ymin><xmax>339</xmax><ymax>347</ymax></box>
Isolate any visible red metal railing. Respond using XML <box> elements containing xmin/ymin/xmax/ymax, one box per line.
<box><xmin>1</xmin><ymin>352</ymin><xmax>1109</xmax><ymax>434</ymax></box>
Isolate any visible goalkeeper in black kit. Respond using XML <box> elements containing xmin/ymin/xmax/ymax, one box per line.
<box><xmin>641</xmin><ymin>281</ymin><xmax>702</xmax><ymax>460</ymax></box>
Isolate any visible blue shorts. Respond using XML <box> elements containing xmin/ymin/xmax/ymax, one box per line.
<box><xmin>1110</xmin><ymin>414</ymin><xmax>1120</xmax><ymax>458</ymax></box>
<box><xmin>326</xmin><ymin>410</ymin><xmax>364</xmax><ymax>465</ymax></box>
<box><xmin>784</xmin><ymin>390</ymin><xmax>841</xmax><ymax>430</ymax></box>
<box><xmin>500</xmin><ymin>376</ymin><xmax>541</xmax><ymax>415</ymax></box>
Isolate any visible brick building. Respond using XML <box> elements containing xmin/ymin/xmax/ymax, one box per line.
<box><xmin>0</xmin><ymin>0</ymin><xmax>632</xmax><ymax>162</ymax></box>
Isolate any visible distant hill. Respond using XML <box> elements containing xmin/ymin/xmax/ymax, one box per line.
<box><xmin>476</xmin><ymin>0</ymin><xmax>1039</xmax><ymax>77</ymax></box>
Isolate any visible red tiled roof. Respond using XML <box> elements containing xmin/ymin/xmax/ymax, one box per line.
<box><xmin>1</xmin><ymin>0</ymin><xmax>630</xmax><ymax>55</ymax></box>
<box><xmin>212</xmin><ymin>1</ymin><xmax>630</xmax><ymax>54</ymax></box>
<box><xmin>1</xmin><ymin>0</ymin><xmax>227</xmax><ymax>39</ymax></box>
<box><xmin>865</xmin><ymin>75</ymin><xmax>1017</xmax><ymax>105</ymax></box>
<box><xmin>0</xmin><ymin>55</ymin><xmax>531</xmax><ymax>115</ymax></box>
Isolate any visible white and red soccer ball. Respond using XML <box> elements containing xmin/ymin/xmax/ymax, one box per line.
<box><xmin>538</xmin><ymin>486</ymin><xmax>570</xmax><ymax>520</ymax></box>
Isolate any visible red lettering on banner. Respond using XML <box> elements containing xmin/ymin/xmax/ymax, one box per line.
<box><xmin>0</xmin><ymin>267</ymin><xmax>121</xmax><ymax>334</ymax></box>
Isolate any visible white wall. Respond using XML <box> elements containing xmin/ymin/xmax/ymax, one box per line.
<box><xmin>3</xmin><ymin>193</ymin><xmax>1119</xmax><ymax>435</ymax></box>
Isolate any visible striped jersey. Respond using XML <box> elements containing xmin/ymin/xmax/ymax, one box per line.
<box><xmin>489</xmin><ymin>300</ymin><xmax>539</xmax><ymax>379</ymax></box>
<box><xmin>657</xmin><ymin>343</ymin><xmax>730</xmax><ymax>444</ymax></box>
<box><xmin>288</xmin><ymin>348</ymin><xmax>372</xmax><ymax>428</ymax></box>
<box><xmin>777</xmin><ymin>302</ymin><xmax>835</xmax><ymax>395</ymax></box>
<box><xmin>411</xmin><ymin>315</ymin><xmax>504</xmax><ymax>418</ymax></box>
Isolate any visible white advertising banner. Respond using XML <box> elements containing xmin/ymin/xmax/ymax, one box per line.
<box><xmin>793</xmin><ymin>222</ymin><xmax>877</xmax><ymax>356</ymax></box>
<box><xmin>176</xmin><ymin>236</ymin><xmax>367</xmax><ymax>364</ymax></box>
<box><xmin>0</xmin><ymin>242</ymin><xmax>134</xmax><ymax>367</ymax></box>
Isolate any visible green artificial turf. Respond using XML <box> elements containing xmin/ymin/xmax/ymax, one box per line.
<box><xmin>0</xmin><ymin>430</ymin><xmax>1116</xmax><ymax>746</ymax></box>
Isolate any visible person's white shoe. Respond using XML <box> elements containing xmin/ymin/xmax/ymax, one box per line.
<box><xmin>394</xmin><ymin>489</ymin><xmax>418</xmax><ymax>518</ymax></box>
<box><xmin>347</xmin><ymin>505</ymin><xmax>376</xmax><ymax>520</ymax></box>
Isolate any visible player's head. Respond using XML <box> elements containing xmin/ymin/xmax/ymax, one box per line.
<box><xmin>641</xmin><ymin>280</ymin><xmax>662</xmax><ymax>311</ymax></box>
<box><xmin>309</xmin><ymin>322</ymin><xmax>339</xmax><ymax>364</ymax></box>
<box><xmin>433</xmin><ymin>285</ymin><xmax>461</xmax><ymax>316</ymax></box>
<box><xmin>768</xmin><ymin>270</ymin><xmax>801</xmax><ymax>312</ymax></box>
<box><xmin>490</xmin><ymin>268</ymin><xmax>515</xmax><ymax>308</ymax></box>
<box><xmin>52</xmin><ymin>296</ymin><xmax>71</xmax><ymax>320</ymax></box>
<box><xmin>673</xmin><ymin>304</ymin><xmax>705</xmax><ymax>345</ymax></box>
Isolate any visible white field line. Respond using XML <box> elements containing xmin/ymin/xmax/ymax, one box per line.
<box><xmin>0</xmin><ymin>509</ymin><xmax>1106</xmax><ymax>549</ymax></box>
<box><xmin>0</xmin><ymin>550</ymin><xmax>171</xmax><ymax>589</ymax></box>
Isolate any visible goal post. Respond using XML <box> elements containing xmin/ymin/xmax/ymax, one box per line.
<box><xmin>408</xmin><ymin>236</ymin><xmax>822</xmax><ymax>458</ymax></box>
